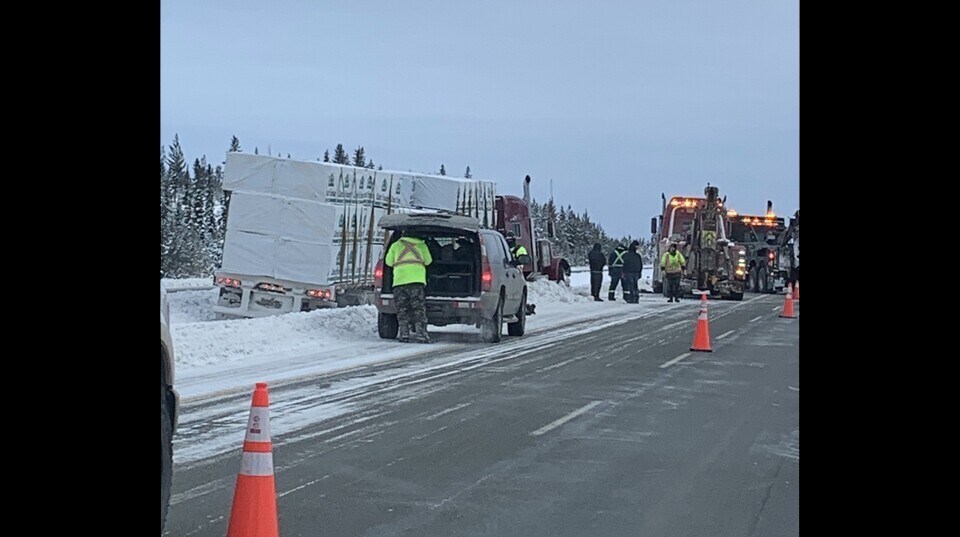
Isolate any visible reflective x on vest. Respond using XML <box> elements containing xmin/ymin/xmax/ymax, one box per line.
<box><xmin>395</xmin><ymin>241</ymin><xmax>425</xmax><ymax>266</ymax></box>
<box><xmin>612</xmin><ymin>250</ymin><xmax>626</xmax><ymax>267</ymax></box>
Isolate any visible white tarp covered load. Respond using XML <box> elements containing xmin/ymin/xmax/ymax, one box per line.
<box><xmin>220</xmin><ymin>154</ymin><xmax>496</xmax><ymax>286</ymax></box>
<box><xmin>224</xmin><ymin>154</ymin><xmax>416</xmax><ymax>209</ymax></box>
<box><xmin>220</xmin><ymin>191</ymin><xmax>338</xmax><ymax>284</ymax></box>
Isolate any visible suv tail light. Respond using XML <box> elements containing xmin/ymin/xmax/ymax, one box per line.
<box><xmin>481</xmin><ymin>255</ymin><xmax>493</xmax><ymax>292</ymax></box>
<box><xmin>374</xmin><ymin>259</ymin><xmax>384</xmax><ymax>288</ymax></box>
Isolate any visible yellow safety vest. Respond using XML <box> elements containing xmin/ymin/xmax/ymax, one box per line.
<box><xmin>386</xmin><ymin>237</ymin><xmax>433</xmax><ymax>286</ymax></box>
<box><xmin>661</xmin><ymin>251</ymin><xmax>685</xmax><ymax>274</ymax></box>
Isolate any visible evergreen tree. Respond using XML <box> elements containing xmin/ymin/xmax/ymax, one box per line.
<box><xmin>439</xmin><ymin>164</ymin><xmax>446</xmax><ymax>176</ymax></box>
<box><xmin>366</xmin><ymin>159</ymin><xmax>375</xmax><ymax>169</ymax></box>
<box><xmin>160</xmin><ymin>145</ymin><xmax>169</xmax><ymax>276</ymax></box>
<box><xmin>333</xmin><ymin>143</ymin><xmax>349</xmax><ymax>164</ymax></box>
<box><xmin>464</xmin><ymin>166</ymin><xmax>471</xmax><ymax>179</ymax></box>
<box><xmin>323</xmin><ymin>149</ymin><xmax>330</xmax><ymax>162</ymax></box>
<box><xmin>254</xmin><ymin>146</ymin><xmax>259</xmax><ymax>155</ymax></box>
<box><xmin>378</xmin><ymin>165</ymin><xmax>383</xmax><ymax>171</ymax></box>
<box><xmin>352</xmin><ymin>146</ymin><xmax>366</xmax><ymax>168</ymax></box>
<box><xmin>229</xmin><ymin>135</ymin><xmax>241</xmax><ymax>152</ymax></box>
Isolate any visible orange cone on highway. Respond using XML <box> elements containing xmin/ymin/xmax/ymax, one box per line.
<box><xmin>779</xmin><ymin>285</ymin><xmax>797</xmax><ymax>319</ymax></box>
<box><xmin>793</xmin><ymin>282</ymin><xmax>800</xmax><ymax>300</ymax></box>
<box><xmin>226</xmin><ymin>382</ymin><xmax>279</xmax><ymax>537</ymax></box>
<box><xmin>690</xmin><ymin>295</ymin><xmax>712</xmax><ymax>352</ymax></box>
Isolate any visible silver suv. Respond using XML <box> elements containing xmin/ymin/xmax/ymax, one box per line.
<box><xmin>375</xmin><ymin>213</ymin><xmax>529</xmax><ymax>343</ymax></box>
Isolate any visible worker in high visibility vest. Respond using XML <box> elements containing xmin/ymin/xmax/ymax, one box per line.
<box><xmin>607</xmin><ymin>244</ymin><xmax>628</xmax><ymax>301</ymax></box>
<box><xmin>506</xmin><ymin>231</ymin><xmax>527</xmax><ymax>259</ymax></box>
<box><xmin>385</xmin><ymin>232</ymin><xmax>433</xmax><ymax>342</ymax></box>
<box><xmin>660</xmin><ymin>242</ymin><xmax>687</xmax><ymax>303</ymax></box>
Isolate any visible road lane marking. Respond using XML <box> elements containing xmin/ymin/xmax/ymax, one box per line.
<box><xmin>530</xmin><ymin>401</ymin><xmax>603</xmax><ymax>436</ymax></box>
<box><xmin>749</xmin><ymin>316</ymin><xmax>763</xmax><ymax>323</ymax></box>
<box><xmin>423</xmin><ymin>402</ymin><xmax>473</xmax><ymax>421</ymax></box>
<box><xmin>660</xmin><ymin>352</ymin><xmax>691</xmax><ymax>369</ymax></box>
<box><xmin>538</xmin><ymin>356</ymin><xmax>583</xmax><ymax>373</ymax></box>
<box><xmin>772</xmin><ymin>306</ymin><xmax>781</xmax><ymax>312</ymax></box>
<box><xmin>279</xmin><ymin>475</ymin><xmax>330</xmax><ymax>498</ymax></box>
<box><xmin>717</xmin><ymin>330</ymin><xmax>735</xmax><ymax>340</ymax></box>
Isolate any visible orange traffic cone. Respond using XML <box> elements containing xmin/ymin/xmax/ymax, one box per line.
<box><xmin>793</xmin><ymin>282</ymin><xmax>800</xmax><ymax>300</ymax></box>
<box><xmin>226</xmin><ymin>382</ymin><xmax>279</xmax><ymax>537</ymax></box>
<box><xmin>690</xmin><ymin>295</ymin><xmax>712</xmax><ymax>352</ymax></box>
<box><xmin>779</xmin><ymin>285</ymin><xmax>797</xmax><ymax>318</ymax></box>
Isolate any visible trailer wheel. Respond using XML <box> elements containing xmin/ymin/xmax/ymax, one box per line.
<box><xmin>748</xmin><ymin>267</ymin><xmax>758</xmax><ymax>293</ymax></box>
<box><xmin>378</xmin><ymin>312</ymin><xmax>399</xmax><ymax>339</ymax></box>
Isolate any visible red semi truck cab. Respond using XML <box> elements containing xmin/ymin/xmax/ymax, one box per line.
<box><xmin>494</xmin><ymin>175</ymin><xmax>570</xmax><ymax>283</ymax></box>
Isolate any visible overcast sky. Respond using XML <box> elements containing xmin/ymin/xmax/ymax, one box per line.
<box><xmin>161</xmin><ymin>0</ymin><xmax>798</xmax><ymax>238</ymax></box>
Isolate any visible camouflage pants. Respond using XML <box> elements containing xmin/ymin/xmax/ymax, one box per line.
<box><xmin>394</xmin><ymin>283</ymin><xmax>428</xmax><ymax>340</ymax></box>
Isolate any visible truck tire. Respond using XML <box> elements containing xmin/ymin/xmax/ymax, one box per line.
<box><xmin>482</xmin><ymin>294</ymin><xmax>504</xmax><ymax>343</ymax></box>
<box><xmin>748</xmin><ymin>267</ymin><xmax>758</xmax><ymax>293</ymax></box>
<box><xmin>507</xmin><ymin>290</ymin><xmax>527</xmax><ymax>336</ymax></box>
<box><xmin>161</xmin><ymin>379</ymin><xmax>173</xmax><ymax>532</ymax></box>
<box><xmin>556</xmin><ymin>263</ymin><xmax>571</xmax><ymax>286</ymax></box>
<box><xmin>378</xmin><ymin>312</ymin><xmax>399</xmax><ymax>339</ymax></box>
<box><xmin>729</xmin><ymin>289</ymin><xmax>744</xmax><ymax>301</ymax></box>
<box><xmin>758</xmin><ymin>266</ymin><xmax>769</xmax><ymax>293</ymax></box>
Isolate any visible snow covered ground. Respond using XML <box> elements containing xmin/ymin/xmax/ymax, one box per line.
<box><xmin>166</xmin><ymin>272</ymin><xmax>664</xmax><ymax>401</ymax></box>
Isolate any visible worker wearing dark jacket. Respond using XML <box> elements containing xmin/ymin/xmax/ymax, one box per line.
<box><xmin>587</xmin><ymin>243</ymin><xmax>606</xmax><ymax>301</ymax></box>
<box><xmin>622</xmin><ymin>241</ymin><xmax>643</xmax><ymax>304</ymax></box>
<box><xmin>607</xmin><ymin>244</ymin><xmax>627</xmax><ymax>301</ymax></box>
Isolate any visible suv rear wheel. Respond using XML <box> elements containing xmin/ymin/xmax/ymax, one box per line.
<box><xmin>482</xmin><ymin>294</ymin><xmax>504</xmax><ymax>343</ymax></box>
<box><xmin>161</xmin><ymin>363</ymin><xmax>173</xmax><ymax>531</ymax></box>
<box><xmin>378</xmin><ymin>312</ymin><xmax>399</xmax><ymax>339</ymax></box>
<box><xmin>507</xmin><ymin>290</ymin><xmax>527</xmax><ymax>336</ymax></box>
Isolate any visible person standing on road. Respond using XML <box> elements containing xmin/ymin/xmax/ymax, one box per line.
<box><xmin>622</xmin><ymin>241</ymin><xmax>643</xmax><ymax>304</ymax></box>
<box><xmin>607</xmin><ymin>244</ymin><xmax>627</xmax><ymax>301</ymax></box>
<box><xmin>587</xmin><ymin>243</ymin><xmax>606</xmax><ymax>301</ymax></box>
<box><xmin>660</xmin><ymin>242</ymin><xmax>686</xmax><ymax>303</ymax></box>
<box><xmin>385</xmin><ymin>232</ymin><xmax>433</xmax><ymax>343</ymax></box>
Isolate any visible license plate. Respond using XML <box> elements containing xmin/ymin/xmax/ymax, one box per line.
<box><xmin>252</xmin><ymin>293</ymin><xmax>292</xmax><ymax>311</ymax></box>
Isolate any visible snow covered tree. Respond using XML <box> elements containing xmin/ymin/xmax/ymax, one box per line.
<box><xmin>323</xmin><ymin>149</ymin><xmax>330</xmax><ymax>162</ymax></box>
<box><xmin>229</xmin><ymin>136</ymin><xmax>241</xmax><ymax>152</ymax></box>
<box><xmin>439</xmin><ymin>164</ymin><xmax>446</xmax><ymax>176</ymax></box>
<box><xmin>333</xmin><ymin>143</ymin><xmax>349</xmax><ymax>164</ymax></box>
<box><xmin>352</xmin><ymin>146</ymin><xmax>365</xmax><ymax>168</ymax></box>
<box><xmin>464</xmin><ymin>166</ymin><xmax>471</xmax><ymax>179</ymax></box>
<box><xmin>366</xmin><ymin>159</ymin><xmax>375</xmax><ymax>169</ymax></box>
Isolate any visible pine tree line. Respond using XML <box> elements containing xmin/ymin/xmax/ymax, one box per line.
<box><xmin>529</xmin><ymin>198</ymin><xmax>655</xmax><ymax>266</ymax></box>
<box><xmin>160</xmin><ymin>135</ymin><xmax>230</xmax><ymax>278</ymax></box>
